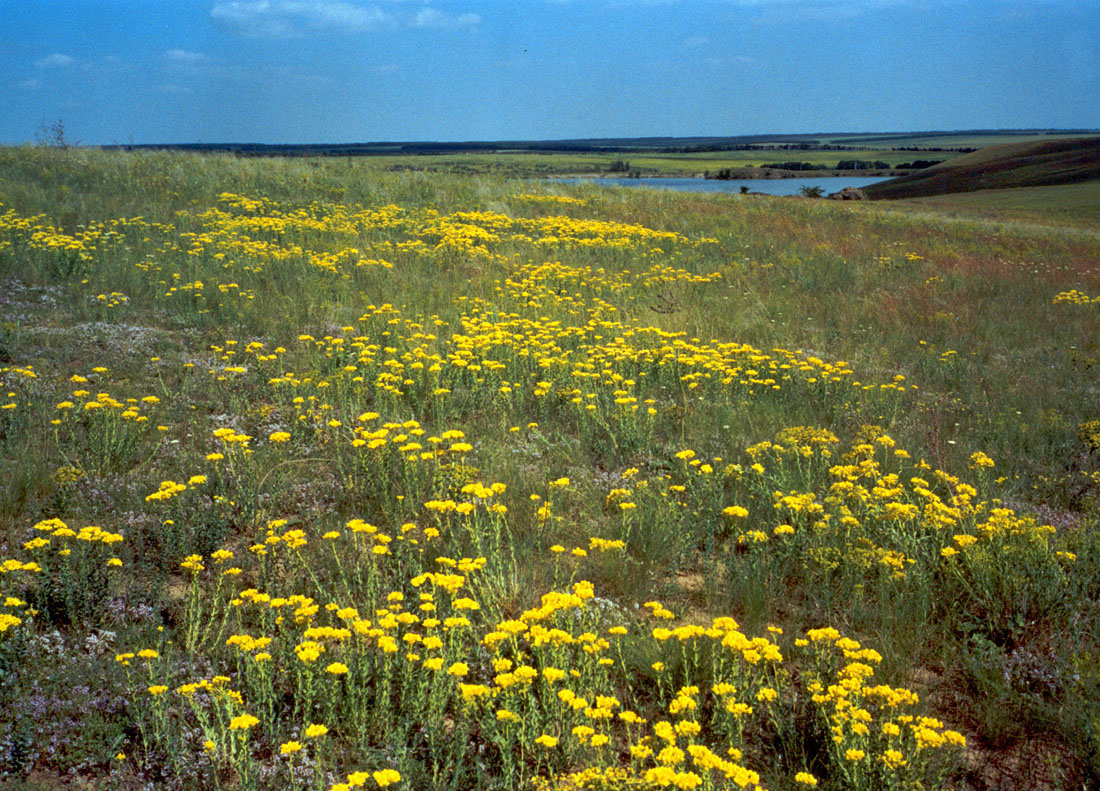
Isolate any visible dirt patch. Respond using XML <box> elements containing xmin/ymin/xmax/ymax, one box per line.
<box><xmin>962</xmin><ymin>736</ymin><xmax>1082</xmax><ymax>791</ymax></box>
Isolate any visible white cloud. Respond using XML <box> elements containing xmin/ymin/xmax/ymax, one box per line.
<box><xmin>166</xmin><ymin>49</ymin><xmax>207</xmax><ymax>63</ymax></box>
<box><xmin>212</xmin><ymin>1</ymin><xmax>479</xmax><ymax>37</ymax></box>
<box><xmin>211</xmin><ymin>1</ymin><xmax>392</xmax><ymax>38</ymax></box>
<box><xmin>35</xmin><ymin>53</ymin><xmax>75</xmax><ymax>69</ymax></box>
<box><xmin>719</xmin><ymin>0</ymin><xmax>915</xmax><ymax>23</ymax></box>
<box><xmin>412</xmin><ymin>8</ymin><xmax>480</xmax><ymax>28</ymax></box>
<box><xmin>699</xmin><ymin>54</ymin><xmax>759</xmax><ymax>68</ymax></box>
<box><xmin>17</xmin><ymin>78</ymin><xmax>41</xmax><ymax>89</ymax></box>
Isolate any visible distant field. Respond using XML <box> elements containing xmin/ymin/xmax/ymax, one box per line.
<box><xmin>818</xmin><ymin>131</ymin><xmax>1095</xmax><ymax>149</ymax></box>
<box><xmin>114</xmin><ymin>130</ymin><xmax>1096</xmax><ymax>179</ymax></box>
<box><xmin>377</xmin><ymin>148</ymin><xmax>960</xmax><ymax>177</ymax></box>
<box><xmin>889</xmin><ymin>180</ymin><xmax>1100</xmax><ymax>228</ymax></box>
<box><xmin>363</xmin><ymin>132</ymin><xmax>1096</xmax><ymax>178</ymax></box>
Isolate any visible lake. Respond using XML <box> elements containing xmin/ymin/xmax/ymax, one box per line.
<box><xmin>550</xmin><ymin>176</ymin><xmax>892</xmax><ymax>196</ymax></box>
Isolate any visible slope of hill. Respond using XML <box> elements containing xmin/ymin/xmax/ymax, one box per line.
<box><xmin>890</xmin><ymin>181</ymin><xmax>1100</xmax><ymax>229</ymax></box>
<box><xmin>862</xmin><ymin>136</ymin><xmax>1100</xmax><ymax>199</ymax></box>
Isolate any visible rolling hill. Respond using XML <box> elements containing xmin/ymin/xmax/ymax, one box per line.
<box><xmin>861</xmin><ymin>136</ymin><xmax>1100</xmax><ymax>200</ymax></box>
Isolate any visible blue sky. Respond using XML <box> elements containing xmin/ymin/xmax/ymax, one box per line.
<box><xmin>2</xmin><ymin>0</ymin><xmax>1097</xmax><ymax>144</ymax></box>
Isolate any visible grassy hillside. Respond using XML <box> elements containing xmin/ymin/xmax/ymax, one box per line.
<box><xmin>1</xmin><ymin>146</ymin><xmax>1099</xmax><ymax>790</ymax></box>
<box><xmin>862</xmin><ymin>137</ymin><xmax>1100</xmax><ymax>200</ymax></box>
<box><xmin>887</xmin><ymin>181</ymin><xmax>1100</xmax><ymax>229</ymax></box>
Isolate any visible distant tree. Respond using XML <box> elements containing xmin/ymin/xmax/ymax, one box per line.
<box><xmin>798</xmin><ymin>185</ymin><xmax>825</xmax><ymax>198</ymax></box>
<box><xmin>607</xmin><ymin>160</ymin><xmax>632</xmax><ymax>173</ymax></box>
<box><xmin>763</xmin><ymin>161</ymin><xmax>823</xmax><ymax>171</ymax></box>
<box><xmin>35</xmin><ymin>118</ymin><xmax>76</xmax><ymax>148</ymax></box>
<box><xmin>837</xmin><ymin>159</ymin><xmax>892</xmax><ymax>170</ymax></box>
<box><xmin>896</xmin><ymin>159</ymin><xmax>943</xmax><ymax>170</ymax></box>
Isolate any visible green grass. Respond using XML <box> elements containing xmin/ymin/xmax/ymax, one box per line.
<box><xmin>0</xmin><ymin>146</ymin><xmax>1099</xmax><ymax>790</ymax></box>
<box><xmin>890</xmin><ymin>181</ymin><xmax>1100</xmax><ymax>228</ymax></box>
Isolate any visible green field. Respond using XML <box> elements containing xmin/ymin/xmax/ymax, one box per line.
<box><xmin>815</xmin><ymin>131</ymin><xmax>1095</xmax><ymax>149</ymax></box>
<box><xmin>1</xmin><ymin>145</ymin><xmax>1099</xmax><ymax>790</ymax></box>
<box><xmin>375</xmin><ymin>149</ymin><xmax>957</xmax><ymax>177</ymax></box>
<box><xmin>890</xmin><ymin>181</ymin><xmax>1100</xmax><ymax>228</ymax></box>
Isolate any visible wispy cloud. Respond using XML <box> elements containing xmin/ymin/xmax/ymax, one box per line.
<box><xmin>697</xmin><ymin>53</ymin><xmax>761</xmax><ymax>68</ymax></box>
<box><xmin>411</xmin><ymin>8</ymin><xmax>480</xmax><ymax>29</ymax></box>
<box><xmin>17</xmin><ymin>78</ymin><xmax>41</xmax><ymax>89</ymax></box>
<box><xmin>165</xmin><ymin>49</ymin><xmax>207</xmax><ymax>63</ymax></box>
<box><xmin>211</xmin><ymin>1</ymin><xmax>393</xmax><ymax>38</ymax></box>
<box><xmin>211</xmin><ymin>1</ymin><xmax>479</xmax><ymax>37</ymax></box>
<box><xmin>35</xmin><ymin>53</ymin><xmax>75</xmax><ymax>69</ymax></box>
<box><xmin>717</xmin><ymin>0</ymin><xmax>914</xmax><ymax>24</ymax></box>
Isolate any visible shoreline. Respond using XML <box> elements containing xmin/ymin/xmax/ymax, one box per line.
<box><xmin>551</xmin><ymin>169</ymin><xmax>899</xmax><ymax>180</ymax></box>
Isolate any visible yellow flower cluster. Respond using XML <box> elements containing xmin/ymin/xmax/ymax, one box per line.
<box><xmin>8</xmin><ymin>184</ymin><xmax>1035</xmax><ymax>791</ymax></box>
<box><xmin>1053</xmin><ymin>289</ymin><xmax>1100</xmax><ymax>305</ymax></box>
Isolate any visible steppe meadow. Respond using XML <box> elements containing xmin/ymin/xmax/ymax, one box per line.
<box><xmin>1</xmin><ymin>145</ymin><xmax>1099</xmax><ymax>791</ymax></box>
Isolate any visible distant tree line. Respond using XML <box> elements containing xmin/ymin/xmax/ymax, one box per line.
<box><xmin>743</xmin><ymin>143</ymin><xmax>860</xmax><ymax>151</ymax></box>
<box><xmin>836</xmin><ymin>159</ymin><xmax>943</xmax><ymax>170</ymax></box>
<box><xmin>761</xmin><ymin>161</ymin><xmax>831</xmax><ymax>171</ymax></box>
<box><xmin>653</xmin><ymin>142</ymin><xmax>872</xmax><ymax>153</ymax></box>
<box><xmin>706</xmin><ymin>158</ymin><xmax>946</xmax><ymax>179</ymax></box>
<box><xmin>895</xmin><ymin>159</ymin><xmax>943</xmax><ymax>169</ymax></box>
<box><xmin>836</xmin><ymin>160</ymin><xmax>892</xmax><ymax>170</ymax></box>
<box><xmin>606</xmin><ymin>160</ymin><xmax>638</xmax><ymax>175</ymax></box>
<box><xmin>891</xmin><ymin>147</ymin><xmax>977</xmax><ymax>153</ymax></box>
<box><xmin>107</xmin><ymin>141</ymin><xmax>980</xmax><ymax>160</ymax></box>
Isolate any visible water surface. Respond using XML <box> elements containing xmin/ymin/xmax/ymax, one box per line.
<box><xmin>551</xmin><ymin>176</ymin><xmax>891</xmax><ymax>196</ymax></box>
